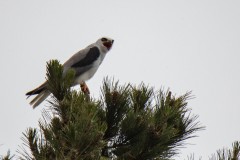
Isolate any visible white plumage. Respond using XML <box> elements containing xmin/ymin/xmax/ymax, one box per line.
<box><xmin>26</xmin><ymin>37</ymin><xmax>114</xmax><ymax>108</ymax></box>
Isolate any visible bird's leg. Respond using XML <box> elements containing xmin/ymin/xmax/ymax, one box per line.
<box><xmin>80</xmin><ymin>81</ymin><xmax>90</xmax><ymax>95</ymax></box>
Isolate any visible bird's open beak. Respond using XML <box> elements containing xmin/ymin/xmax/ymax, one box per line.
<box><xmin>104</xmin><ymin>40</ymin><xmax>114</xmax><ymax>50</ymax></box>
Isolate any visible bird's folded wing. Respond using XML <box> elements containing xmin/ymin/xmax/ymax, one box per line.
<box><xmin>63</xmin><ymin>46</ymin><xmax>101</xmax><ymax>77</ymax></box>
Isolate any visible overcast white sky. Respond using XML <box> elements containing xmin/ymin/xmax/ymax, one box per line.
<box><xmin>0</xmin><ymin>0</ymin><xmax>240</xmax><ymax>159</ymax></box>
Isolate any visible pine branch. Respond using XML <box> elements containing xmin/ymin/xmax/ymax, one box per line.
<box><xmin>19</xmin><ymin>60</ymin><xmax>107</xmax><ymax>159</ymax></box>
<box><xmin>46</xmin><ymin>60</ymin><xmax>75</xmax><ymax>101</ymax></box>
<box><xmin>185</xmin><ymin>141</ymin><xmax>240</xmax><ymax>160</ymax></box>
<box><xmin>0</xmin><ymin>151</ymin><xmax>14</xmax><ymax>160</ymax></box>
<box><xmin>101</xmin><ymin>81</ymin><xmax>203</xmax><ymax>159</ymax></box>
<box><xmin>101</xmin><ymin>78</ymin><xmax>130</xmax><ymax>140</ymax></box>
<box><xmin>209</xmin><ymin>141</ymin><xmax>240</xmax><ymax>160</ymax></box>
<box><xmin>17</xmin><ymin>59</ymin><xmax>203</xmax><ymax>160</ymax></box>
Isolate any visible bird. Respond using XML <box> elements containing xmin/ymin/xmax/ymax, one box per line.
<box><xmin>26</xmin><ymin>37</ymin><xmax>114</xmax><ymax>108</ymax></box>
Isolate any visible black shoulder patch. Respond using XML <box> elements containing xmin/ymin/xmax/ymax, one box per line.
<box><xmin>71</xmin><ymin>47</ymin><xmax>100</xmax><ymax>68</ymax></box>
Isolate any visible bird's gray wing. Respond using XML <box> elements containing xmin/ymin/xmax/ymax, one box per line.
<box><xmin>63</xmin><ymin>46</ymin><xmax>101</xmax><ymax>77</ymax></box>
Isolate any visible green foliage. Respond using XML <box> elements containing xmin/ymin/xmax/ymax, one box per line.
<box><xmin>209</xmin><ymin>141</ymin><xmax>240</xmax><ymax>160</ymax></box>
<box><xmin>46</xmin><ymin>60</ymin><xmax>75</xmax><ymax>101</ymax></box>
<box><xmin>18</xmin><ymin>60</ymin><xmax>203</xmax><ymax>160</ymax></box>
<box><xmin>106</xmin><ymin>86</ymin><xmax>201</xmax><ymax>160</ymax></box>
<box><xmin>185</xmin><ymin>141</ymin><xmax>240</xmax><ymax>160</ymax></box>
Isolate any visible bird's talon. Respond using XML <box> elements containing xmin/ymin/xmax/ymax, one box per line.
<box><xmin>80</xmin><ymin>82</ymin><xmax>90</xmax><ymax>95</ymax></box>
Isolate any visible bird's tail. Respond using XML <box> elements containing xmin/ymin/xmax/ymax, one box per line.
<box><xmin>26</xmin><ymin>82</ymin><xmax>50</xmax><ymax>108</ymax></box>
<box><xmin>26</xmin><ymin>82</ymin><xmax>46</xmax><ymax>97</ymax></box>
<box><xmin>29</xmin><ymin>90</ymin><xmax>51</xmax><ymax>109</ymax></box>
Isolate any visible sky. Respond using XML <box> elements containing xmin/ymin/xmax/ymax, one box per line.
<box><xmin>0</xmin><ymin>0</ymin><xmax>240</xmax><ymax>159</ymax></box>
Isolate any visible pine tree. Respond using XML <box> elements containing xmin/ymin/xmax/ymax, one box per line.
<box><xmin>2</xmin><ymin>60</ymin><xmax>204</xmax><ymax>160</ymax></box>
<box><xmin>209</xmin><ymin>141</ymin><xmax>240</xmax><ymax>160</ymax></box>
<box><xmin>185</xmin><ymin>141</ymin><xmax>240</xmax><ymax>160</ymax></box>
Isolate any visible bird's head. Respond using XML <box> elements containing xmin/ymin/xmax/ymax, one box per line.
<box><xmin>96</xmin><ymin>37</ymin><xmax>114</xmax><ymax>52</ymax></box>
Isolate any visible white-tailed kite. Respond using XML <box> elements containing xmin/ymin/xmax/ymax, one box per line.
<box><xmin>26</xmin><ymin>37</ymin><xmax>114</xmax><ymax>108</ymax></box>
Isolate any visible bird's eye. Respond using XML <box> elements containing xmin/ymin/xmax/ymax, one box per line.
<box><xmin>101</xmin><ymin>38</ymin><xmax>108</xmax><ymax>42</ymax></box>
